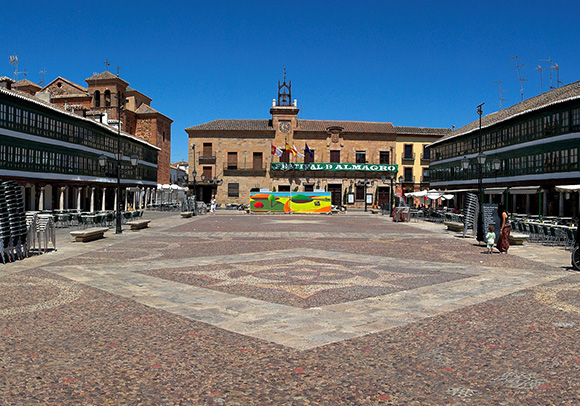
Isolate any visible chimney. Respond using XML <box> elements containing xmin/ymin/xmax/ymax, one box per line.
<box><xmin>0</xmin><ymin>76</ymin><xmax>15</xmax><ymax>90</ymax></box>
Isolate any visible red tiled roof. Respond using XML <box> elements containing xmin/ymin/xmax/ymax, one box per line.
<box><xmin>394</xmin><ymin>126</ymin><xmax>452</xmax><ymax>136</ymax></box>
<box><xmin>295</xmin><ymin>120</ymin><xmax>395</xmax><ymax>133</ymax></box>
<box><xmin>432</xmin><ymin>79</ymin><xmax>580</xmax><ymax>146</ymax></box>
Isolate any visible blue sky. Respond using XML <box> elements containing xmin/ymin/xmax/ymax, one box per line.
<box><xmin>3</xmin><ymin>1</ymin><xmax>580</xmax><ymax>162</ymax></box>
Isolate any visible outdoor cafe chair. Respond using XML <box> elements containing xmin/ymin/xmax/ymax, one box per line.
<box><xmin>563</xmin><ymin>227</ymin><xmax>577</xmax><ymax>251</ymax></box>
<box><xmin>541</xmin><ymin>225</ymin><xmax>553</xmax><ymax>245</ymax></box>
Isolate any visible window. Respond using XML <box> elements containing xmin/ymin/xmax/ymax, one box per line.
<box><xmin>304</xmin><ymin>148</ymin><xmax>315</xmax><ymax>164</ymax></box>
<box><xmin>330</xmin><ymin>150</ymin><xmax>340</xmax><ymax>163</ymax></box>
<box><xmin>228</xmin><ymin>183</ymin><xmax>239</xmax><ymax>198</ymax></box>
<box><xmin>203</xmin><ymin>142</ymin><xmax>213</xmax><ymax>158</ymax></box>
<box><xmin>202</xmin><ymin>166</ymin><xmax>212</xmax><ymax>180</ymax></box>
<box><xmin>379</xmin><ymin>151</ymin><xmax>390</xmax><ymax>164</ymax></box>
<box><xmin>227</xmin><ymin>152</ymin><xmax>238</xmax><ymax>169</ymax></box>
<box><xmin>304</xmin><ymin>184</ymin><xmax>314</xmax><ymax>192</ymax></box>
<box><xmin>404</xmin><ymin>144</ymin><xmax>413</xmax><ymax>159</ymax></box>
<box><xmin>94</xmin><ymin>90</ymin><xmax>100</xmax><ymax>107</ymax></box>
<box><xmin>253</xmin><ymin>152</ymin><xmax>263</xmax><ymax>169</ymax></box>
<box><xmin>280</xmin><ymin>150</ymin><xmax>290</xmax><ymax>163</ymax></box>
<box><xmin>422</xmin><ymin>145</ymin><xmax>430</xmax><ymax>160</ymax></box>
<box><xmin>422</xmin><ymin>168</ymin><xmax>429</xmax><ymax>182</ymax></box>
<box><xmin>355</xmin><ymin>151</ymin><xmax>366</xmax><ymax>163</ymax></box>
<box><xmin>278</xmin><ymin>185</ymin><xmax>290</xmax><ymax>192</ymax></box>
<box><xmin>104</xmin><ymin>90</ymin><xmax>111</xmax><ymax>107</ymax></box>
<box><xmin>404</xmin><ymin>167</ymin><xmax>413</xmax><ymax>182</ymax></box>
<box><xmin>572</xmin><ymin>108</ymin><xmax>580</xmax><ymax>131</ymax></box>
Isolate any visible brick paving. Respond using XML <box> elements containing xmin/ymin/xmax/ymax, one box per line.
<box><xmin>1</xmin><ymin>211</ymin><xmax>579</xmax><ymax>405</ymax></box>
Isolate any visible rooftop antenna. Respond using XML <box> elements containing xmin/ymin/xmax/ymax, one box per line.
<box><xmin>9</xmin><ymin>54</ymin><xmax>19</xmax><ymax>80</ymax></box>
<box><xmin>536</xmin><ymin>65</ymin><xmax>544</xmax><ymax>93</ymax></box>
<box><xmin>39</xmin><ymin>69</ymin><xmax>46</xmax><ymax>87</ymax></box>
<box><xmin>540</xmin><ymin>57</ymin><xmax>555</xmax><ymax>89</ymax></box>
<box><xmin>554</xmin><ymin>63</ymin><xmax>563</xmax><ymax>87</ymax></box>
<box><xmin>492</xmin><ymin>81</ymin><xmax>507</xmax><ymax>110</ymax></box>
<box><xmin>508</xmin><ymin>56</ymin><xmax>526</xmax><ymax>102</ymax></box>
<box><xmin>104</xmin><ymin>59</ymin><xmax>110</xmax><ymax>71</ymax></box>
<box><xmin>116</xmin><ymin>65</ymin><xmax>121</xmax><ymax>77</ymax></box>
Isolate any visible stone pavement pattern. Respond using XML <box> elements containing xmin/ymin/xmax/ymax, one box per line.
<box><xmin>0</xmin><ymin>211</ymin><xmax>579</xmax><ymax>405</ymax></box>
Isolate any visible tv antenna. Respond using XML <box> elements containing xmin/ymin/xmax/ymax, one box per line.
<box><xmin>9</xmin><ymin>54</ymin><xmax>20</xmax><ymax>80</ymax></box>
<box><xmin>104</xmin><ymin>59</ymin><xmax>110</xmax><ymax>71</ymax></box>
<box><xmin>554</xmin><ymin>63</ymin><xmax>563</xmax><ymax>87</ymax></box>
<box><xmin>540</xmin><ymin>57</ymin><xmax>556</xmax><ymax>89</ymax></box>
<box><xmin>492</xmin><ymin>81</ymin><xmax>507</xmax><ymax>110</ymax></box>
<box><xmin>39</xmin><ymin>69</ymin><xmax>46</xmax><ymax>87</ymax></box>
<box><xmin>116</xmin><ymin>65</ymin><xmax>121</xmax><ymax>77</ymax></box>
<box><xmin>508</xmin><ymin>56</ymin><xmax>526</xmax><ymax>102</ymax></box>
<box><xmin>536</xmin><ymin>65</ymin><xmax>544</xmax><ymax>93</ymax></box>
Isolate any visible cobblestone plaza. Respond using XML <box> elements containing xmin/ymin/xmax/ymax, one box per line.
<box><xmin>1</xmin><ymin>212</ymin><xmax>579</xmax><ymax>405</ymax></box>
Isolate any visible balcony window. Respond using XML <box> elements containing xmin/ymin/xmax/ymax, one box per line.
<box><xmin>422</xmin><ymin>145</ymin><xmax>430</xmax><ymax>160</ymax></box>
<box><xmin>227</xmin><ymin>152</ymin><xmax>238</xmax><ymax>170</ymax></box>
<box><xmin>404</xmin><ymin>167</ymin><xmax>413</xmax><ymax>182</ymax></box>
<box><xmin>203</xmin><ymin>142</ymin><xmax>212</xmax><ymax>158</ymax></box>
<box><xmin>253</xmin><ymin>152</ymin><xmax>263</xmax><ymax>169</ymax></box>
<box><xmin>202</xmin><ymin>166</ymin><xmax>212</xmax><ymax>180</ymax></box>
<box><xmin>304</xmin><ymin>149</ymin><xmax>315</xmax><ymax>164</ymax></box>
<box><xmin>404</xmin><ymin>144</ymin><xmax>413</xmax><ymax>160</ymax></box>
<box><xmin>280</xmin><ymin>150</ymin><xmax>290</xmax><ymax>163</ymax></box>
<box><xmin>355</xmin><ymin>151</ymin><xmax>366</xmax><ymax>163</ymax></box>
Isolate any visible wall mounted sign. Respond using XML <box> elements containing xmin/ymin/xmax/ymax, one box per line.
<box><xmin>271</xmin><ymin>163</ymin><xmax>398</xmax><ymax>172</ymax></box>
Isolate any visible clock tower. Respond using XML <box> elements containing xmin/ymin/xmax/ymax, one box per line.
<box><xmin>270</xmin><ymin>68</ymin><xmax>299</xmax><ymax>145</ymax></box>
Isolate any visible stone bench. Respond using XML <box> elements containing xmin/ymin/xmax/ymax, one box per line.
<box><xmin>443</xmin><ymin>221</ymin><xmax>464</xmax><ymax>232</ymax></box>
<box><xmin>509</xmin><ymin>233</ymin><xmax>528</xmax><ymax>245</ymax></box>
<box><xmin>180</xmin><ymin>212</ymin><xmax>193</xmax><ymax>218</ymax></box>
<box><xmin>70</xmin><ymin>227</ymin><xmax>109</xmax><ymax>242</ymax></box>
<box><xmin>127</xmin><ymin>220</ymin><xmax>151</xmax><ymax>230</ymax></box>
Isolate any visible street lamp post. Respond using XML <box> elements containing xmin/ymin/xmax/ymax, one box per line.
<box><xmin>191</xmin><ymin>144</ymin><xmax>197</xmax><ymax>216</ymax></box>
<box><xmin>476</xmin><ymin>102</ymin><xmax>485</xmax><ymax>243</ymax></box>
<box><xmin>98</xmin><ymin>94</ymin><xmax>139</xmax><ymax>234</ymax></box>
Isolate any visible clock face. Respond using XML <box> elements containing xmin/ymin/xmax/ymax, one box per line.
<box><xmin>279</xmin><ymin>121</ymin><xmax>291</xmax><ymax>134</ymax></box>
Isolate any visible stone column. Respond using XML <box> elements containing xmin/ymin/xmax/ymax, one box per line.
<box><xmin>124</xmin><ymin>188</ymin><xmax>128</xmax><ymax>211</ymax></box>
<box><xmin>77</xmin><ymin>187</ymin><xmax>82</xmax><ymax>211</ymax></box>
<box><xmin>512</xmin><ymin>194</ymin><xmax>517</xmax><ymax>214</ymax></box>
<box><xmin>102</xmin><ymin>188</ymin><xmax>107</xmax><ymax>211</ymax></box>
<box><xmin>30</xmin><ymin>184</ymin><xmax>36</xmax><ymax>211</ymax></box>
<box><xmin>525</xmin><ymin>194</ymin><xmax>530</xmax><ymax>214</ymax></box>
<box><xmin>559</xmin><ymin>192</ymin><xmax>564</xmax><ymax>217</ymax></box>
<box><xmin>59</xmin><ymin>187</ymin><xmax>65</xmax><ymax>210</ymax></box>
<box><xmin>542</xmin><ymin>191</ymin><xmax>548</xmax><ymax>217</ymax></box>
<box><xmin>90</xmin><ymin>187</ymin><xmax>95</xmax><ymax>212</ymax></box>
<box><xmin>38</xmin><ymin>186</ymin><xmax>45</xmax><ymax>211</ymax></box>
<box><xmin>133</xmin><ymin>189</ymin><xmax>137</xmax><ymax>210</ymax></box>
<box><xmin>114</xmin><ymin>190</ymin><xmax>118</xmax><ymax>213</ymax></box>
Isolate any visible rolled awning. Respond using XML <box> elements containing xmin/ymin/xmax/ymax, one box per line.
<box><xmin>509</xmin><ymin>186</ymin><xmax>542</xmax><ymax>195</ymax></box>
<box><xmin>555</xmin><ymin>185</ymin><xmax>580</xmax><ymax>192</ymax></box>
<box><xmin>484</xmin><ymin>188</ymin><xmax>507</xmax><ymax>195</ymax></box>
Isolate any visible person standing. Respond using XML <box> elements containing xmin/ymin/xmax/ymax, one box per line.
<box><xmin>497</xmin><ymin>204</ymin><xmax>511</xmax><ymax>253</ymax></box>
<box><xmin>486</xmin><ymin>225</ymin><xmax>496</xmax><ymax>254</ymax></box>
<box><xmin>210</xmin><ymin>196</ymin><xmax>216</xmax><ymax>214</ymax></box>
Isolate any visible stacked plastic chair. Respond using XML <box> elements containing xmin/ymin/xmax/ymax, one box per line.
<box><xmin>0</xmin><ymin>183</ymin><xmax>10</xmax><ymax>263</ymax></box>
<box><xmin>26</xmin><ymin>211</ymin><xmax>38</xmax><ymax>254</ymax></box>
<box><xmin>3</xmin><ymin>181</ymin><xmax>28</xmax><ymax>261</ymax></box>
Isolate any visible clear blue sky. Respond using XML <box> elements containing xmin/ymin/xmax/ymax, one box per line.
<box><xmin>3</xmin><ymin>1</ymin><xmax>580</xmax><ymax>162</ymax></box>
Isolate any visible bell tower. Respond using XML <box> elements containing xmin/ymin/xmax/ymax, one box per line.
<box><xmin>271</xmin><ymin>68</ymin><xmax>300</xmax><ymax>144</ymax></box>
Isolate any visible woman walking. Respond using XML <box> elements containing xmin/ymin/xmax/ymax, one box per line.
<box><xmin>497</xmin><ymin>204</ymin><xmax>511</xmax><ymax>254</ymax></box>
